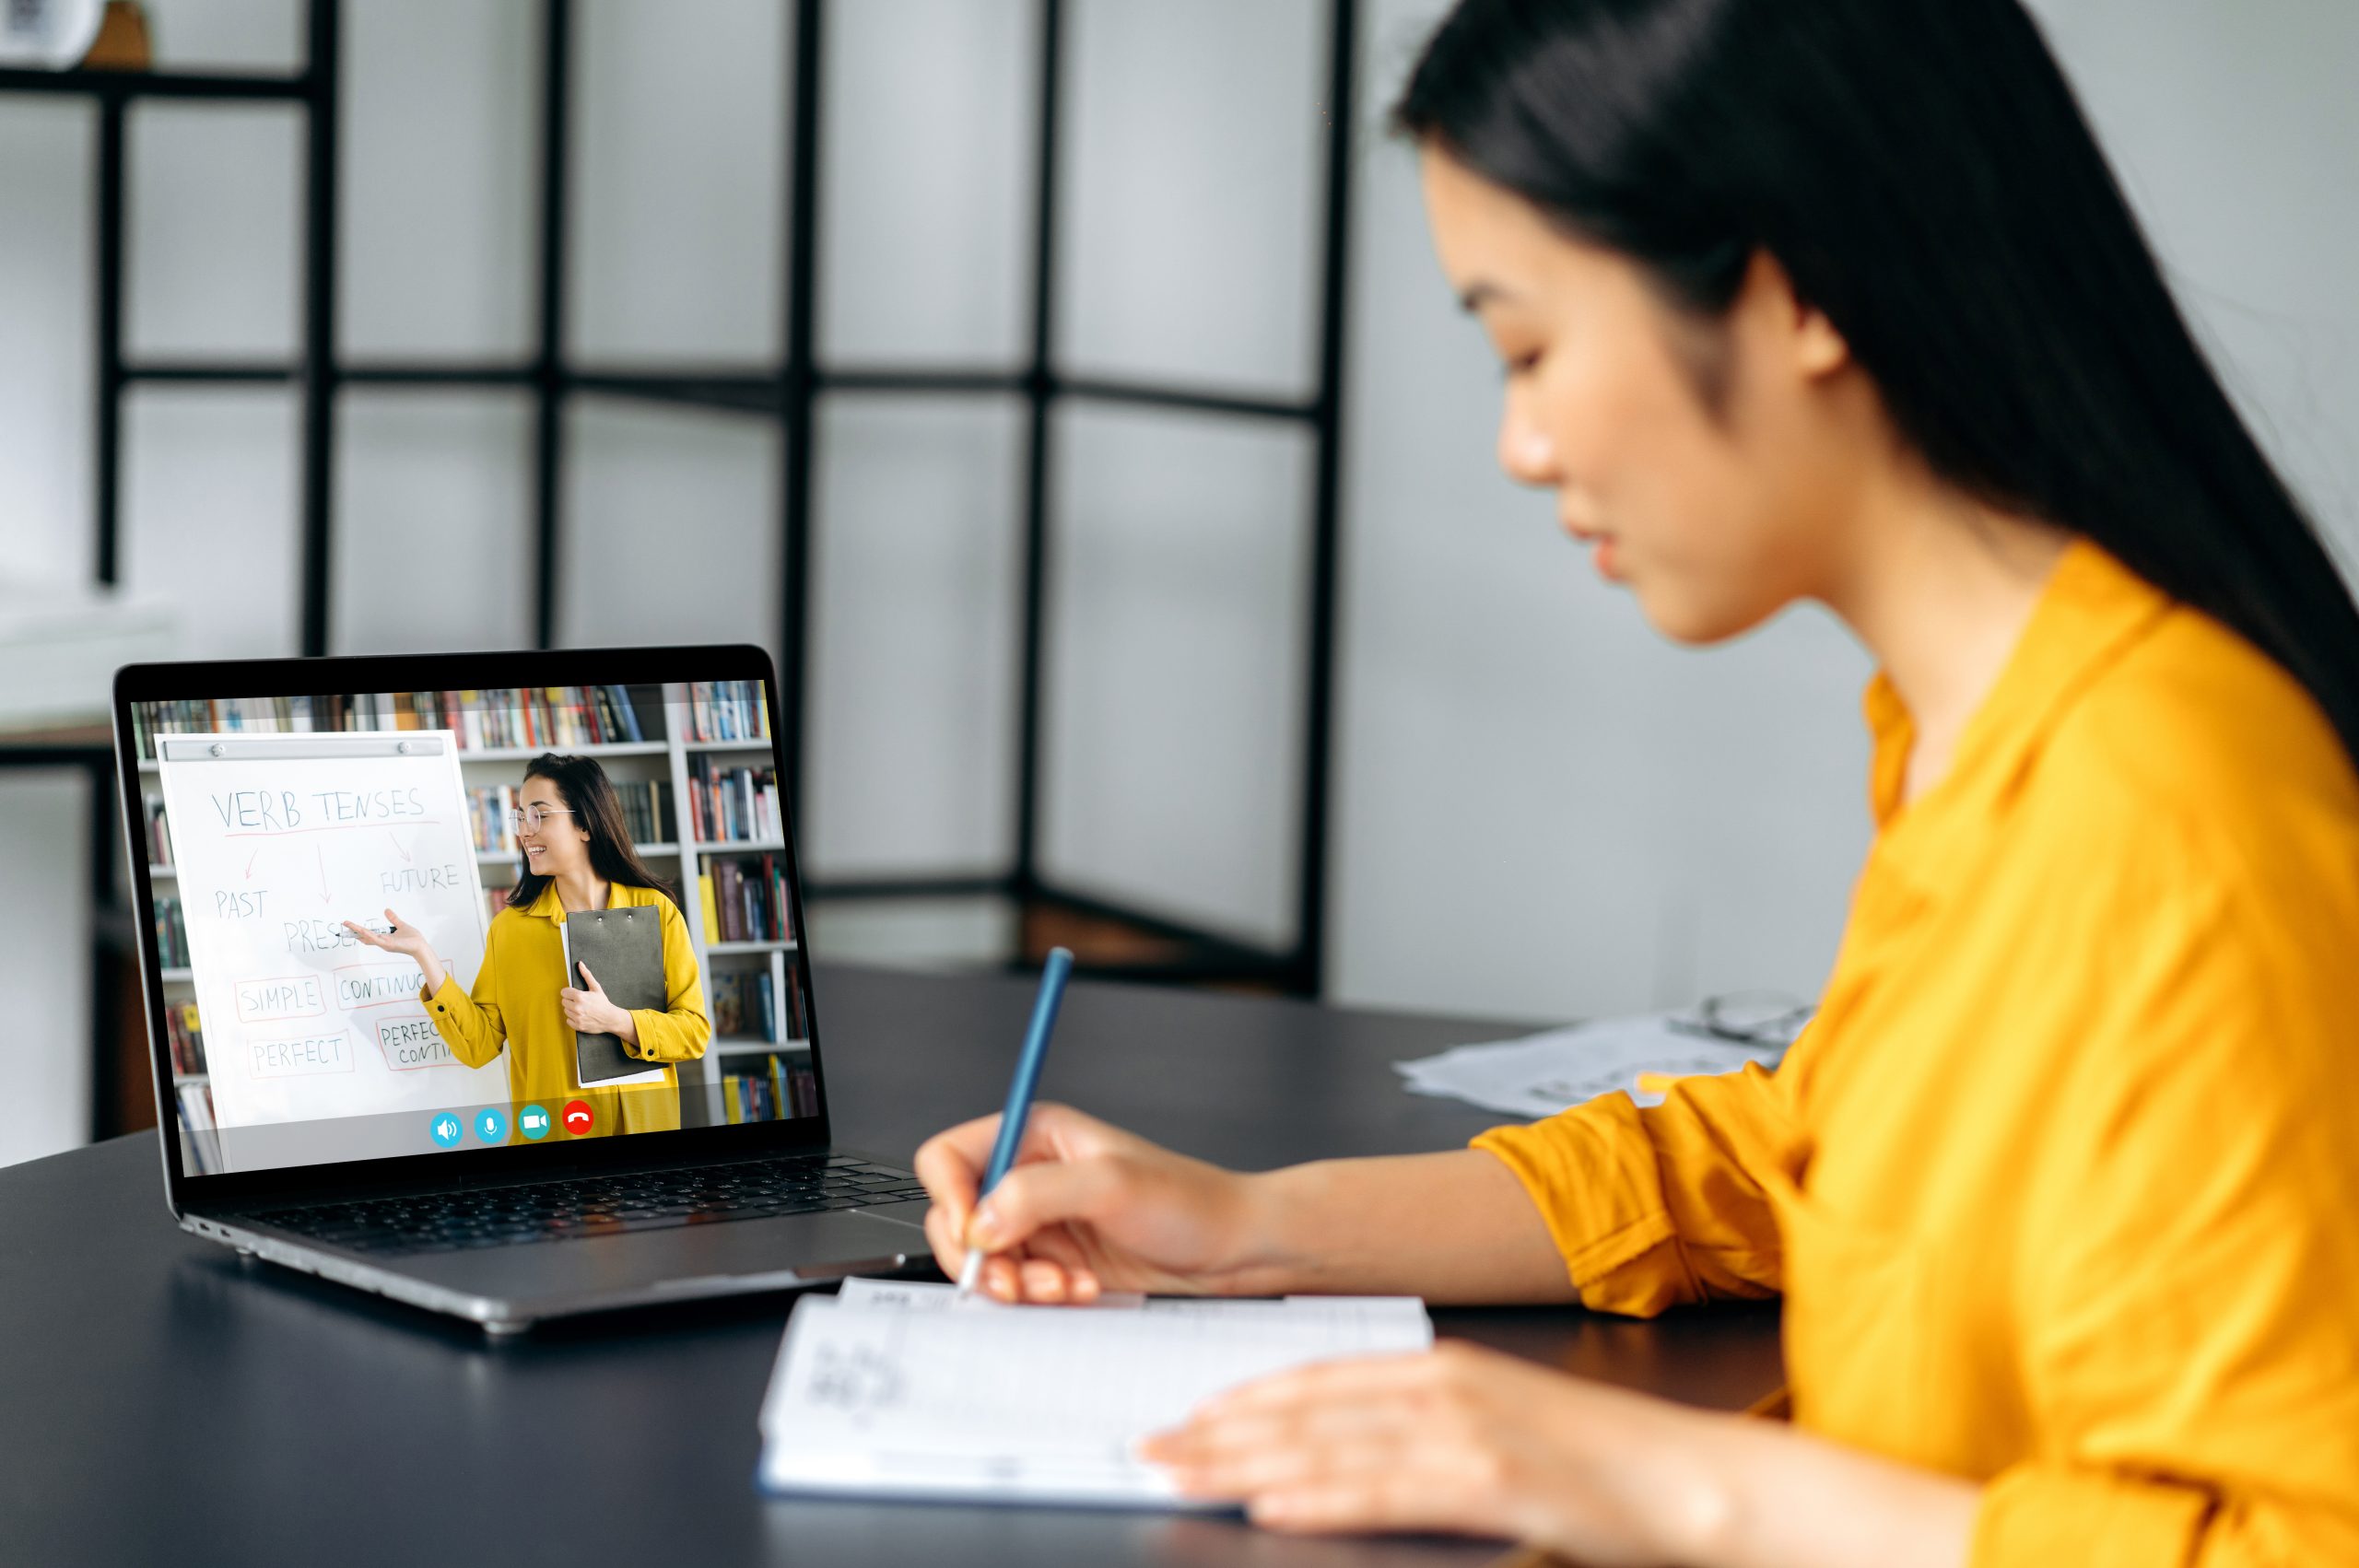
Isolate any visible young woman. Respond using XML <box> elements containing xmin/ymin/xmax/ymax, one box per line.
<box><xmin>911</xmin><ymin>1</ymin><xmax>2359</xmax><ymax>1562</ymax></box>
<box><xmin>346</xmin><ymin>752</ymin><xmax>710</xmax><ymax>1139</ymax></box>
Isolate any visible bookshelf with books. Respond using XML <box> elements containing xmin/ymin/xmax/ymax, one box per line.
<box><xmin>684</xmin><ymin>754</ymin><xmax>780</xmax><ymax>847</ymax></box>
<box><xmin>678</xmin><ymin>681</ymin><xmax>770</xmax><ymax>745</ymax></box>
<box><xmin>176</xmin><ymin>1083</ymin><xmax>220</xmax><ymax>1175</ymax></box>
<box><xmin>131</xmin><ymin>683</ymin><xmax>803</xmax><ymax>1127</ymax></box>
<box><xmin>709</xmin><ymin>961</ymin><xmax>809</xmax><ymax>1052</ymax></box>
<box><xmin>140</xmin><ymin>793</ymin><xmax>173</xmax><ymax>870</ymax></box>
<box><xmin>717</xmin><ymin>1048</ymin><xmax>820</xmax><ymax>1125</ymax></box>
<box><xmin>695</xmin><ymin>853</ymin><xmax>794</xmax><ymax>947</ymax></box>
<box><xmin>128</xmin><ymin>685</ymin><xmax>670</xmax><ymax>764</ymax></box>
<box><xmin>153</xmin><ymin>895</ymin><xmax>190</xmax><ymax>970</ymax></box>
<box><xmin>164</xmin><ymin>1000</ymin><xmax>207</xmax><ymax>1082</ymax></box>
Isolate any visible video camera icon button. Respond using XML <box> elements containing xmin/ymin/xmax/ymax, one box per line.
<box><xmin>429</xmin><ymin>1113</ymin><xmax>463</xmax><ymax>1149</ymax></box>
<box><xmin>519</xmin><ymin>1104</ymin><xmax>552</xmax><ymax>1141</ymax></box>
<box><xmin>475</xmin><ymin>1106</ymin><xmax>508</xmax><ymax>1144</ymax></box>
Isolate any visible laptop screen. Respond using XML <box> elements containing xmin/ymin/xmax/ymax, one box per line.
<box><xmin>125</xmin><ymin>674</ymin><xmax>819</xmax><ymax>1179</ymax></box>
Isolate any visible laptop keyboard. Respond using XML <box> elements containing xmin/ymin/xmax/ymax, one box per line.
<box><xmin>256</xmin><ymin>1155</ymin><xmax>930</xmax><ymax>1258</ymax></box>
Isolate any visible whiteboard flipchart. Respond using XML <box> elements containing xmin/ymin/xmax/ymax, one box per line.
<box><xmin>156</xmin><ymin>731</ymin><xmax>505</xmax><ymax>1139</ymax></box>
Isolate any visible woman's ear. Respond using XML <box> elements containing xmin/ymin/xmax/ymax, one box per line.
<box><xmin>1794</xmin><ymin>302</ymin><xmax>1849</xmax><ymax>380</ymax></box>
<box><xmin>1737</xmin><ymin>250</ymin><xmax>1850</xmax><ymax>381</ymax></box>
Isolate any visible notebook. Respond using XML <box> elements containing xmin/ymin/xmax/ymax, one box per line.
<box><xmin>559</xmin><ymin>906</ymin><xmax>667</xmax><ymax>1086</ymax></box>
<box><xmin>757</xmin><ymin>1280</ymin><xmax>1432</xmax><ymax>1506</ymax></box>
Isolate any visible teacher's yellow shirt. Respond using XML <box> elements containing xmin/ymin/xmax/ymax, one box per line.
<box><xmin>420</xmin><ymin>880</ymin><xmax>710</xmax><ymax>1140</ymax></box>
<box><xmin>1474</xmin><ymin>540</ymin><xmax>2359</xmax><ymax>1563</ymax></box>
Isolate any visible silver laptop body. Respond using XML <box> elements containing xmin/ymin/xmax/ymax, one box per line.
<box><xmin>114</xmin><ymin>644</ymin><xmax>931</xmax><ymax>1335</ymax></box>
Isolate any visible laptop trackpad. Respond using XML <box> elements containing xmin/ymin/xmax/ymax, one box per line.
<box><xmin>398</xmin><ymin>1209</ymin><xmax>926</xmax><ymax>1307</ymax></box>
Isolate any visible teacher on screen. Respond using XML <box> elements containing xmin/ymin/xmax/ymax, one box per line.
<box><xmin>344</xmin><ymin>751</ymin><xmax>710</xmax><ymax>1139</ymax></box>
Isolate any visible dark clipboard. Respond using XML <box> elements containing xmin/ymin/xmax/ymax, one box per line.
<box><xmin>561</xmin><ymin>906</ymin><xmax>667</xmax><ymax>1086</ymax></box>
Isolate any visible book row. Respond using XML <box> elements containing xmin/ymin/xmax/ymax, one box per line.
<box><xmin>710</xmin><ymin>967</ymin><xmax>809</xmax><ymax>1044</ymax></box>
<box><xmin>478</xmin><ymin>874</ymin><xmax>792</xmax><ymax>950</ymax></box>
<box><xmin>699</xmin><ymin>855</ymin><xmax>794</xmax><ymax>945</ymax></box>
<box><xmin>465</xmin><ymin>780</ymin><xmax>675</xmax><ymax>855</ymax></box>
<box><xmin>683</xmin><ymin>681</ymin><xmax>770</xmax><ymax>743</ymax></box>
<box><xmin>686</xmin><ymin>756</ymin><xmax>780</xmax><ymax>845</ymax></box>
<box><xmin>131</xmin><ymin>686</ymin><xmax>659</xmax><ymax>759</ymax></box>
<box><xmin>140</xmin><ymin>795</ymin><xmax>174</xmax><ymax>867</ymax></box>
<box><xmin>165</xmin><ymin>1001</ymin><xmax>207</xmax><ymax>1078</ymax></box>
<box><xmin>154</xmin><ymin>896</ymin><xmax>190</xmax><ymax>969</ymax></box>
<box><xmin>722</xmin><ymin>1055</ymin><xmax>819</xmax><ymax>1124</ymax></box>
<box><xmin>176</xmin><ymin>1084</ymin><xmax>218</xmax><ymax>1175</ymax></box>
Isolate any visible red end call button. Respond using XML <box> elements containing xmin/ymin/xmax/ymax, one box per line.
<box><xmin>561</xmin><ymin>1099</ymin><xmax>593</xmax><ymax>1135</ymax></box>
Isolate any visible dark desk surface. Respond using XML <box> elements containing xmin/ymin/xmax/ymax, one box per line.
<box><xmin>0</xmin><ymin>962</ymin><xmax>1781</xmax><ymax>1566</ymax></box>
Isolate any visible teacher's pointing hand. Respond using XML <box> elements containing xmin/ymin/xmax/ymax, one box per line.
<box><xmin>342</xmin><ymin>907</ymin><xmax>447</xmax><ymax>995</ymax></box>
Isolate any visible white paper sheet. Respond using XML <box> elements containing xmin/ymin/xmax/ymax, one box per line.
<box><xmin>758</xmin><ymin>1288</ymin><xmax>1431</xmax><ymax>1505</ymax></box>
<box><xmin>833</xmin><ymin>1275</ymin><xmax>1430</xmax><ymax>1326</ymax></box>
<box><xmin>1394</xmin><ymin>1012</ymin><xmax>1790</xmax><ymax>1118</ymax></box>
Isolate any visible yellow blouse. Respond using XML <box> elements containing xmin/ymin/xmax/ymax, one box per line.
<box><xmin>420</xmin><ymin>880</ymin><xmax>710</xmax><ymax>1141</ymax></box>
<box><xmin>1473</xmin><ymin>540</ymin><xmax>2359</xmax><ymax>1563</ymax></box>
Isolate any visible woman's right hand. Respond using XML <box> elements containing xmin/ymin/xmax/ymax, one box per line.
<box><xmin>913</xmin><ymin>1104</ymin><xmax>1274</xmax><ymax>1305</ymax></box>
<box><xmin>342</xmin><ymin>907</ymin><xmax>446</xmax><ymax>995</ymax></box>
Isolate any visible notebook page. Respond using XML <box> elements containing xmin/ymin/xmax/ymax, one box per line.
<box><xmin>834</xmin><ymin>1276</ymin><xmax>1146</xmax><ymax>1311</ymax></box>
<box><xmin>831</xmin><ymin>1276</ymin><xmax>1428</xmax><ymax>1328</ymax></box>
<box><xmin>758</xmin><ymin>1294</ymin><xmax>1431</xmax><ymax>1505</ymax></box>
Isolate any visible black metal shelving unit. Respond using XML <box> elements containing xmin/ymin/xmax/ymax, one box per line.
<box><xmin>6</xmin><ymin>0</ymin><xmax>1358</xmax><ymax>1135</ymax></box>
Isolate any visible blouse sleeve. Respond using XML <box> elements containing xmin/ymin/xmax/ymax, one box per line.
<box><xmin>420</xmin><ymin>918</ymin><xmax>508</xmax><ymax>1069</ymax></box>
<box><xmin>1470</xmin><ymin>1060</ymin><xmax>1797</xmax><ymax>1317</ymax></box>
<box><xmin>620</xmin><ymin>896</ymin><xmax>711</xmax><ymax>1064</ymax></box>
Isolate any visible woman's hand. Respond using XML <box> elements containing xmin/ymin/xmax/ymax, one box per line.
<box><xmin>558</xmin><ymin>962</ymin><xmax>636</xmax><ymax>1043</ymax></box>
<box><xmin>1139</xmin><ymin>1341</ymin><xmax>1721</xmax><ymax>1563</ymax></box>
<box><xmin>912</xmin><ymin>1104</ymin><xmax>1279</xmax><ymax>1304</ymax></box>
<box><xmin>343</xmin><ymin>907</ymin><xmax>446</xmax><ymax>996</ymax></box>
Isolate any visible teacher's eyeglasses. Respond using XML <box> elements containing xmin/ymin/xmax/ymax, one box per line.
<box><xmin>505</xmin><ymin>805</ymin><xmax>578</xmax><ymax>834</ymax></box>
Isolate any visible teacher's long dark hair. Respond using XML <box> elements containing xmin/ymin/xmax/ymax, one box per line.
<box><xmin>504</xmin><ymin>752</ymin><xmax>680</xmax><ymax>912</ymax></box>
<box><xmin>1395</xmin><ymin>0</ymin><xmax>2359</xmax><ymax>771</ymax></box>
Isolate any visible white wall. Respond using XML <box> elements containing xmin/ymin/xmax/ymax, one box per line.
<box><xmin>2</xmin><ymin>1</ymin><xmax>2355</xmax><ymax>1162</ymax></box>
<box><xmin>1331</xmin><ymin>0</ymin><xmax>2359</xmax><ymax>1023</ymax></box>
<box><xmin>2023</xmin><ymin>0</ymin><xmax>2359</xmax><ymax>555</ymax></box>
<box><xmin>0</xmin><ymin>775</ymin><xmax>91</xmax><ymax>1165</ymax></box>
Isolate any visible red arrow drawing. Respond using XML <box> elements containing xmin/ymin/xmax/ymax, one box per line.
<box><xmin>316</xmin><ymin>845</ymin><xmax>332</xmax><ymax>904</ymax></box>
<box><xmin>245</xmin><ymin>848</ymin><xmax>261</xmax><ymax>880</ymax></box>
<box><xmin>387</xmin><ymin>830</ymin><xmax>411</xmax><ymax>863</ymax></box>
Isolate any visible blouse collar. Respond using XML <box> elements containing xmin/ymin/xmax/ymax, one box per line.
<box><xmin>1860</xmin><ymin>537</ymin><xmax>2175</xmax><ymax>861</ymax></box>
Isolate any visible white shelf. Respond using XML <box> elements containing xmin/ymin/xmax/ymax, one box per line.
<box><xmin>160</xmin><ymin>966</ymin><xmax>193</xmax><ymax>982</ymax></box>
<box><xmin>694</xmin><ymin>838</ymin><xmax>784</xmax><ymax>854</ymax></box>
<box><xmin>713</xmin><ymin>1038</ymin><xmax>810</xmax><ymax>1056</ymax></box>
<box><xmin>455</xmin><ymin>741</ymin><xmax>671</xmax><ymax>761</ymax></box>
<box><xmin>682</xmin><ymin>737</ymin><xmax>775</xmax><ymax>753</ymax></box>
<box><xmin>139</xmin><ymin>740</ymin><xmax>674</xmax><ymax>769</ymax></box>
<box><xmin>172</xmin><ymin>1071</ymin><xmax>208</xmax><ymax>1084</ymax></box>
<box><xmin>147</xmin><ymin>863</ymin><xmax>172</xmax><ymax>879</ymax></box>
<box><xmin>705</xmin><ymin>939</ymin><xmax>797</xmax><ymax>955</ymax></box>
<box><xmin>475</xmin><ymin>840</ymin><xmax>677</xmax><ymax>866</ymax></box>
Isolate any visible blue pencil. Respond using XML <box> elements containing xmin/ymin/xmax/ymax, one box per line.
<box><xmin>955</xmin><ymin>946</ymin><xmax>1075</xmax><ymax>1297</ymax></box>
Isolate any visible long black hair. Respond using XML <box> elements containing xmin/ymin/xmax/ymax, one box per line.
<box><xmin>1394</xmin><ymin>0</ymin><xmax>2359</xmax><ymax>773</ymax></box>
<box><xmin>504</xmin><ymin>752</ymin><xmax>679</xmax><ymax>912</ymax></box>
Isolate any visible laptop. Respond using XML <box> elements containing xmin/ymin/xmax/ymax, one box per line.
<box><xmin>113</xmin><ymin>644</ymin><xmax>932</xmax><ymax>1336</ymax></box>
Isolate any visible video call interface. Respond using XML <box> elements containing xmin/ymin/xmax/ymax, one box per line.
<box><xmin>134</xmin><ymin>679</ymin><xmax>816</xmax><ymax>1177</ymax></box>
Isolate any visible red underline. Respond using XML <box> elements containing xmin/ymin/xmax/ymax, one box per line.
<box><xmin>222</xmin><ymin>820</ymin><xmax>444</xmax><ymax>837</ymax></box>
